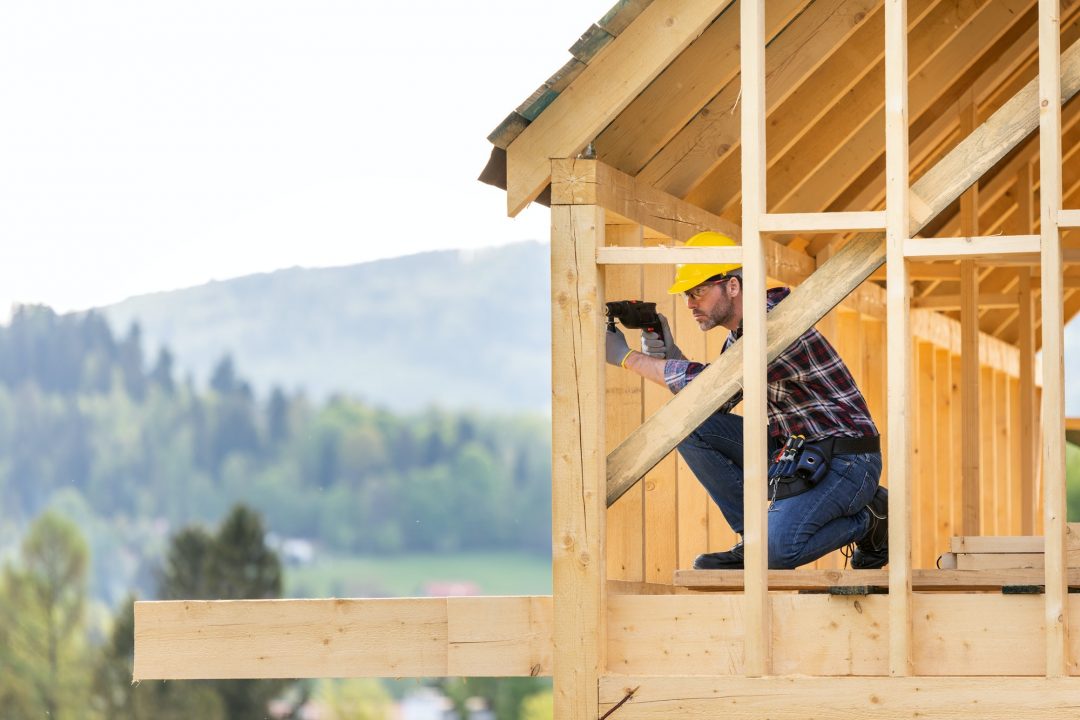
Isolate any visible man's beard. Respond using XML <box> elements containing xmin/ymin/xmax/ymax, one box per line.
<box><xmin>695</xmin><ymin>300</ymin><xmax>734</xmax><ymax>331</ymax></box>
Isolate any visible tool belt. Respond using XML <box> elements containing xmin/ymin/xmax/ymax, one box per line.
<box><xmin>768</xmin><ymin>434</ymin><xmax>880</xmax><ymax>501</ymax></box>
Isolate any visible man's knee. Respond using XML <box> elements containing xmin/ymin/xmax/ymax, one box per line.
<box><xmin>767</xmin><ymin>534</ymin><xmax>804</xmax><ymax>570</ymax></box>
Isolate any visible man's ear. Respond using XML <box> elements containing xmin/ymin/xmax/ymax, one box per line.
<box><xmin>727</xmin><ymin>276</ymin><xmax>743</xmax><ymax>297</ymax></box>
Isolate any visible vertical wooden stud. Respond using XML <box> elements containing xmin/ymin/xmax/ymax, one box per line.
<box><xmin>885</xmin><ymin>0</ymin><xmax>913</xmax><ymax>677</ymax></box>
<box><xmin>934</xmin><ymin>348</ymin><xmax>954</xmax><ymax>552</ymax></box>
<box><xmin>550</xmin><ymin>192</ymin><xmax>606</xmax><ymax>718</ymax></box>
<box><xmin>1008</xmin><ymin>375</ymin><xmax>1022</xmax><ymax>533</ymax></box>
<box><xmin>916</xmin><ymin>342</ymin><xmax>936</xmax><ymax>569</ymax></box>
<box><xmin>994</xmin><ymin>371</ymin><xmax>1011</xmax><ymax>532</ymax></box>
<box><xmin>1038</xmin><ymin>0</ymin><xmax>1069</xmax><ymax>679</ymax></box>
<box><xmin>950</xmin><ymin>354</ymin><xmax>964</xmax><ymax>540</ymax></box>
<box><xmin>740</xmin><ymin>0</ymin><xmax>770</xmax><ymax>678</ymax></box>
<box><xmin>959</xmin><ymin>90</ymin><xmax>982</xmax><ymax>538</ymax></box>
<box><xmin>1015</xmin><ymin>165</ymin><xmax>1038</xmax><ymax>535</ymax></box>
<box><xmin>643</xmin><ymin>250</ymin><xmax>679</xmax><ymax>582</ymax></box>
<box><xmin>705</xmin><ymin>329</ymin><xmax>739</xmax><ymax>554</ymax></box>
<box><xmin>674</xmin><ymin>298</ymin><xmax>709</xmax><ymax>569</ymax></box>
<box><xmin>604</xmin><ymin>224</ymin><xmax>645</xmax><ymax>582</ymax></box>
<box><xmin>979</xmin><ymin>366</ymin><xmax>995</xmax><ymax>534</ymax></box>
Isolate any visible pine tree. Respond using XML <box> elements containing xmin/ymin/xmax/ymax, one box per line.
<box><xmin>157</xmin><ymin>505</ymin><xmax>287</xmax><ymax>718</ymax></box>
<box><xmin>0</xmin><ymin>512</ymin><xmax>92</xmax><ymax>720</ymax></box>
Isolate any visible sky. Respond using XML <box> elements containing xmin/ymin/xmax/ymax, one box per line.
<box><xmin>0</xmin><ymin>0</ymin><xmax>611</xmax><ymax>316</ymax></box>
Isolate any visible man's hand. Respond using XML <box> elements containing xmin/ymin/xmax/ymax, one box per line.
<box><xmin>606</xmin><ymin>325</ymin><xmax>633</xmax><ymax>367</ymax></box>
<box><xmin>640</xmin><ymin>314</ymin><xmax>685</xmax><ymax>360</ymax></box>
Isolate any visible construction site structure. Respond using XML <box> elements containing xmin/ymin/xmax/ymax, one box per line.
<box><xmin>134</xmin><ymin>1</ymin><xmax>1080</xmax><ymax>717</ymax></box>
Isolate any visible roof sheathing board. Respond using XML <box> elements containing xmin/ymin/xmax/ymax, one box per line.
<box><xmin>486</xmin><ymin>0</ymin><xmax>654</xmax><ymax>149</ymax></box>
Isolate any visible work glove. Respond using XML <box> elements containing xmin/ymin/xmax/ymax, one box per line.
<box><xmin>640</xmin><ymin>314</ymin><xmax>685</xmax><ymax>360</ymax></box>
<box><xmin>605</xmin><ymin>325</ymin><xmax>633</xmax><ymax>367</ymax></box>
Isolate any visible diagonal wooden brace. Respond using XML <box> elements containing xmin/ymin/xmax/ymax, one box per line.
<box><xmin>606</xmin><ymin>37</ymin><xmax>1080</xmax><ymax>507</ymax></box>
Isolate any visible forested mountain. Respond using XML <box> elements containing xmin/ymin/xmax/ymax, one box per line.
<box><xmin>0</xmin><ymin>305</ymin><xmax>552</xmax><ymax>605</ymax></box>
<box><xmin>100</xmin><ymin>241</ymin><xmax>552</xmax><ymax>413</ymax></box>
<box><xmin>98</xmin><ymin>241</ymin><xmax>1080</xmax><ymax>414</ymax></box>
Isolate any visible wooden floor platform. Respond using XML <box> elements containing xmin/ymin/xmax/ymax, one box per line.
<box><xmin>674</xmin><ymin>568</ymin><xmax>1080</xmax><ymax>592</ymax></box>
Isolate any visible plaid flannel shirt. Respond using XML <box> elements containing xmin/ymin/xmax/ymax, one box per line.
<box><xmin>664</xmin><ymin>287</ymin><xmax>878</xmax><ymax>442</ymax></box>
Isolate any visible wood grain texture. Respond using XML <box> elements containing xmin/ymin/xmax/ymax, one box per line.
<box><xmin>551</xmin><ymin>202</ymin><xmax>606</xmax><ymax>718</ymax></box>
<box><xmin>134</xmin><ymin>596</ymin><xmax>552</xmax><ymax>680</ymax></box>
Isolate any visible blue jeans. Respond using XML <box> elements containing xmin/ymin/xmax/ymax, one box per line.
<box><xmin>677</xmin><ymin>412</ymin><xmax>883</xmax><ymax>569</ymax></box>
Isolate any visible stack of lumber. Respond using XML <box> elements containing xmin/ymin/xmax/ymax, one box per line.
<box><xmin>937</xmin><ymin>524</ymin><xmax>1080</xmax><ymax>570</ymax></box>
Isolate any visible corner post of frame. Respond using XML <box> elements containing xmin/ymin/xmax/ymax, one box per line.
<box><xmin>550</xmin><ymin>157</ymin><xmax>608</xmax><ymax>717</ymax></box>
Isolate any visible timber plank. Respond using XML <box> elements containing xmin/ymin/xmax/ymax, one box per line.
<box><xmin>674</xmin><ymin>567</ymin><xmax>1080</xmax><ymax>590</ymax></box>
<box><xmin>135</xmin><ymin>598</ymin><xmax>450</xmax><ymax>680</ymax></box>
<box><xmin>550</xmin><ymin>202</ymin><xmax>606</xmax><ymax>718</ymax></box>
<box><xmin>599</xmin><ymin>676</ymin><xmax>1080</xmax><ymax>717</ymax></box>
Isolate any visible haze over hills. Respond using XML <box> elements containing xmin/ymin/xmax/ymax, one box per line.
<box><xmin>100</xmin><ymin>242</ymin><xmax>552</xmax><ymax>413</ymax></box>
<box><xmin>98</xmin><ymin>240</ymin><xmax>1080</xmax><ymax>415</ymax></box>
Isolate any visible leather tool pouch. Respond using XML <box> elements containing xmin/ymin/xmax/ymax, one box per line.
<box><xmin>768</xmin><ymin>435</ymin><xmax>830</xmax><ymax>501</ymax></box>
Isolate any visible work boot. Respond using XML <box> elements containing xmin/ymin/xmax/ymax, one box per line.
<box><xmin>693</xmin><ymin>541</ymin><xmax>744</xmax><ymax>570</ymax></box>
<box><xmin>851</xmin><ymin>486</ymin><xmax>889</xmax><ymax>569</ymax></box>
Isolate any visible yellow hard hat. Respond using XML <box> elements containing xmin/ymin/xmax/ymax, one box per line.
<box><xmin>667</xmin><ymin>231</ymin><xmax>741</xmax><ymax>295</ymax></box>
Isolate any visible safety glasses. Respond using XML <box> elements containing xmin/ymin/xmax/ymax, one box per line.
<box><xmin>681</xmin><ymin>277</ymin><xmax>732</xmax><ymax>301</ymax></box>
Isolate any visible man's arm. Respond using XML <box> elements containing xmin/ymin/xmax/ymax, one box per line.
<box><xmin>606</xmin><ymin>323</ymin><xmax>696</xmax><ymax>389</ymax></box>
<box><xmin>621</xmin><ymin>350</ymin><xmax>667</xmax><ymax>386</ymax></box>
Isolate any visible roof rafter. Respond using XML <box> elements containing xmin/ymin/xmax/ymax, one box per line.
<box><xmin>504</xmin><ymin>0</ymin><xmax>734</xmax><ymax>216</ymax></box>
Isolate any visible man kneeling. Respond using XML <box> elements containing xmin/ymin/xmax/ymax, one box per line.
<box><xmin>605</xmin><ymin>232</ymin><xmax>888</xmax><ymax>570</ymax></box>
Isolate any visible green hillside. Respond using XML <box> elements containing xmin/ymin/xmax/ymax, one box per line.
<box><xmin>100</xmin><ymin>242</ymin><xmax>553</xmax><ymax>413</ymax></box>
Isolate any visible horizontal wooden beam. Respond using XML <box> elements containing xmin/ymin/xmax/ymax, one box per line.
<box><xmin>137</xmin><ymin>591</ymin><xmax>1080</xmax><ymax>682</ymax></box>
<box><xmin>760</xmin><ymin>211</ymin><xmax>886</xmax><ymax>233</ymax></box>
<box><xmin>552</xmin><ymin>158</ymin><xmax>815</xmax><ymax>285</ymax></box>
<box><xmin>599</xmin><ymin>676</ymin><xmax>1080</xmax><ymax>717</ymax></box>
<box><xmin>1061</xmin><ymin>209</ymin><xmax>1080</xmax><ymax>227</ymax></box>
<box><xmin>607</xmin><ymin>593</ymin><xmax>1080</xmax><ymax>676</ymax></box>
<box><xmin>596</xmin><ymin>246</ymin><xmax>742</xmax><ymax>265</ymax></box>
<box><xmin>869</xmin><ymin>261</ymin><xmax>962</xmax><ymax>281</ymax></box>
<box><xmin>912</xmin><ymin>293</ymin><xmax>1019</xmax><ymax>310</ymax></box>
<box><xmin>1067</xmin><ymin>417</ymin><xmax>1080</xmax><ymax>431</ymax></box>
<box><xmin>955</xmin><ymin>551</ymin><xmax>1080</xmax><ymax>570</ymax></box>
<box><xmin>952</xmin><ymin>525</ymin><xmax>1080</xmax><ymax>554</ymax></box>
<box><xmin>134</xmin><ymin>596</ymin><xmax>552</xmax><ymax>680</ymax></box>
<box><xmin>674</xmin><ymin>568</ymin><xmax>1080</xmax><ymax>591</ymax></box>
<box><xmin>903</xmin><ymin>234</ymin><xmax>1041</xmax><ymax>260</ymax></box>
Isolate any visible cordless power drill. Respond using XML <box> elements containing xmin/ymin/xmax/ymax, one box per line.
<box><xmin>605</xmin><ymin>300</ymin><xmax>665</xmax><ymax>346</ymax></box>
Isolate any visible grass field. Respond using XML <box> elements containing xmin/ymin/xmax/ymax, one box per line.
<box><xmin>284</xmin><ymin>551</ymin><xmax>553</xmax><ymax>599</ymax></box>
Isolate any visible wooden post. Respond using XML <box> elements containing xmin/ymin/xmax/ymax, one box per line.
<box><xmin>605</xmin><ymin>224</ymin><xmax>645</xmax><ymax>582</ymax></box>
<box><xmin>959</xmin><ymin>91</ymin><xmax>982</xmax><ymax>537</ymax></box>
<box><xmin>740</xmin><ymin>0</ymin><xmax>770</xmax><ymax>678</ymax></box>
<box><xmin>1038</xmin><ymin>0</ymin><xmax>1069</xmax><ymax>679</ymax></box>
<box><xmin>550</xmin><ymin>168</ymin><xmax>606</xmax><ymax>717</ymax></box>
<box><xmin>1014</xmin><ymin>166</ymin><xmax>1038</xmax><ymax>535</ymax></box>
<box><xmin>884</xmin><ymin>0</ymin><xmax>913</xmax><ymax>677</ymax></box>
<box><xmin>643</xmin><ymin>247</ymin><xmax>679</xmax><ymax>583</ymax></box>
